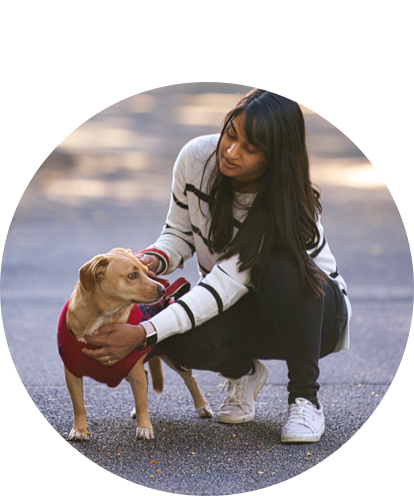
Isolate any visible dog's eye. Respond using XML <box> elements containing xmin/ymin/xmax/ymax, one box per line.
<box><xmin>128</xmin><ymin>272</ymin><xmax>138</xmax><ymax>280</ymax></box>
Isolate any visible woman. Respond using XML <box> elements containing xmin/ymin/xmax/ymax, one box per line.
<box><xmin>83</xmin><ymin>89</ymin><xmax>351</xmax><ymax>443</ymax></box>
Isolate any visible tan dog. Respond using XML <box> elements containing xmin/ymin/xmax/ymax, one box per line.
<box><xmin>60</xmin><ymin>247</ymin><xmax>212</xmax><ymax>441</ymax></box>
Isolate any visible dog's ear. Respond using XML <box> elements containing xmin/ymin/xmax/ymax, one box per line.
<box><xmin>126</xmin><ymin>248</ymin><xmax>132</xmax><ymax>253</ymax></box>
<box><xmin>79</xmin><ymin>255</ymin><xmax>109</xmax><ymax>292</ymax></box>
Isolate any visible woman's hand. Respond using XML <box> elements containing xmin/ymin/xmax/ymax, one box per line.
<box><xmin>135</xmin><ymin>253</ymin><xmax>160</xmax><ymax>278</ymax></box>
<box><xmin>82</xmin><ymin>323</ymin><xmax>146</xmax><ymax>366</ymax></box>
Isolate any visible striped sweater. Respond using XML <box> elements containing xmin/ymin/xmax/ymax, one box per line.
<box><xmin>141</xmin><ymin>134</ymin><xmax>351</xmax><ymax>352</ymax></box>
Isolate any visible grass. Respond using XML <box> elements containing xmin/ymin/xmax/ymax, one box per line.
<box><xmin>346</xmin><ymin>83</ymin><xmax>414</xmax><ymax>125</ymax></box>
<box><xmin>0</xmin><ymin>83</ymin><xmax>84</xmax><ymax>168</ymax></box>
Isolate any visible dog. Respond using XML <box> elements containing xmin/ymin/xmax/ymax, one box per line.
<box><xmin>58</xmin><ymin>247</ymin><xmax>212</xmax><ymax>441</ymax></box>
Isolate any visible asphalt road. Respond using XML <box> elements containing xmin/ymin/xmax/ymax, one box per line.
<box><xmin>1</xmin><ymin>83</ymin><xmax>412</xmax><ymax>494</ymax></box>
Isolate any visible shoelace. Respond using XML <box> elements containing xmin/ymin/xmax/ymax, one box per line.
<box><xmin>221</xmin><ymin>378</ymin><xmax>246</xmax><ymax>406</ymax></box>
<box><xmin>287</xmin><ymin>399</ymin><xmax>313</xmax><ymax>426</ymax></box>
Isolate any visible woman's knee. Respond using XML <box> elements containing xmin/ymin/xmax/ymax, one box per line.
<box><xmin>157</xmin><ymin>323</ymin><xmax>226</xmax><ymax>368</ymax></box>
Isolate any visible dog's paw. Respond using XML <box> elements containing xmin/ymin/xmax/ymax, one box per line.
<box><xmin>68</xmin><ymin>428</ymin><xmax>89</xmax><ymax>441</ymax></box>
<box><xmin>136</xmin><ymin>427</ymin><xmax>154</xmax><ymax>440</ymax></box>
<box><xmin>196</xmin><ymin>403</ymin><xmax>213</xmax><ymax>418</ymax></box>
<box><xmin>130</xmin><ymin>406</ymin><xmax>136</xmax><ymax>419</ymax></box>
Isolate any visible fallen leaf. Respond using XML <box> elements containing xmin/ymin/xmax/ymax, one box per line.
<box><xmin>192</xmin><ymin>452</ymin><xmax>196</xmax><ymax>455</ymax></box>
<box><xmin>156</xmin><ymin>469</ymin><xmax>162</xmax><ymax>473</ymax></box>
<box><xmin>117</xmin><ymin>453</ymin><xmax>121</xmax><ymax>456</ymax></box>
<box><xmin>258</xmin><ymin>471</ymin><xmax>264</xmax><ymax>474</ymax></box>
<box><xmin>232</xmin><ymin>434</ymin><xmax>236</xmax><ymax>438</ymax></box>
<box><xmin>162</xmin><ymin>428</ymin><xmax>166</xmax><ymax>432</ymax></box>
<box><xmin>150</xmin><ymin>474</ymin><xmax>154</xmax><ymax>478</ymax></box>
<box><xmin>150</xmin><ymin>461</ymin><xmax>159</xmax><ymax>465</ymax></box>
<box><xmin>307</xmin><ymin>452</ymin><xmax>311</xmax><ymax>456</ymax></box>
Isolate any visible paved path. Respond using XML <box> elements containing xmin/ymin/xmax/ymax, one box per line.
<box><xmin>1</xmin><ymin>84</ymin><xmax>412</xmax><ymax>494</ymax></box>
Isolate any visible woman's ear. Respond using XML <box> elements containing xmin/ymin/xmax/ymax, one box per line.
<box><xmin>79</xmin><ymin>255</ymin><xmax>109</xmax><ymax>291</ymax></box>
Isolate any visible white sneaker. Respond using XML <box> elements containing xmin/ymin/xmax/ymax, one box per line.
<box><xmin>217</xmin><ymin>359</ymin><xmax>268</xmax><ymax>424</ymax></box>
<box><xmin>281</xmin><ymin>397</ymin><xmax>325</xmax><ymax>443</ymax></box>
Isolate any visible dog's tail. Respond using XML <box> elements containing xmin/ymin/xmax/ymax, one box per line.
<box><xmin>148</xmin><ymin>356</ymin><xmax>164</xmax><ymax>394</ymax></box>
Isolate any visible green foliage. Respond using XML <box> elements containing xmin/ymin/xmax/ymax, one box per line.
<box><xmin>0</xmin><ymin>83</ymin><xmax>80</xmax><ymax>166</ymax></box>
<box><xmin>348</xmin><ymin>83</ymin><xmax>414</xmax><ymax>124</ymax></box>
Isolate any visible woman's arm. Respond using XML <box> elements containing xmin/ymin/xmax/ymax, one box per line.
<box><xmin>146</xmin><ymin>253</ymin><xmax>251</xmax><ymax>342</ymax></box>
<box><xmin>137</xmin><ymin>140</ymin><xmax>197</xmax><ymax>275</ymax></box>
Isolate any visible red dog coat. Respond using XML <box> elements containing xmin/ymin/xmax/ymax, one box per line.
<box><xmin>57</xmin><ymin>277</ymin><xmax>190</xmax><ymax>388</ymax></box>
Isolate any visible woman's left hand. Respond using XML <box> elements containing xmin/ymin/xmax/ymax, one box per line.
<box><xmin>82</xmin><ymin>323</ymin><xmax>146</xmax><ymax>366</ymax></box>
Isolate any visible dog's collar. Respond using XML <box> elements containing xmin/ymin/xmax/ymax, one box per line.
<box><xmin>67</xmin><ymin>321</ymin><xmax>77</xmax><ymax>338</ymax></box>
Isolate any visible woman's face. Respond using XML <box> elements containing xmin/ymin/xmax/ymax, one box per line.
<box><xmin>218</xmin><ymin>113</ymin><xmax>267</xmax><ymax>193</ymax></box>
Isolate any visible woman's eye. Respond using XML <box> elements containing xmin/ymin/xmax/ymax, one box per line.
<box><xmin>226</xmin><ymin>128</ymin><xmax>236</xmax><ymax>139</ymax></box>
<box><xmin>128</xmin><ymin>272</ymin><xmax>138</xmax><ymax>280</ymax></box>
<box><xmin>245</xmin><ymin>146</ymin><xmax>257</xmax><ymax>154</ymax></box>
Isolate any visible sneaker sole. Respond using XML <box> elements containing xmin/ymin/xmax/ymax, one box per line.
<box><xmin>281</xmin><ymin>424</ymin><xmax>325</xmax><ymax>443</ymax></box>
<box><xmin>218</xmin><ymin>364</ymin><xmax>269</xmax><ymax>424</ymax></box>
<box><xmin>217</xmin><ymin>411</ymin><xmax>256</xmax><ymax>424</ymax></box>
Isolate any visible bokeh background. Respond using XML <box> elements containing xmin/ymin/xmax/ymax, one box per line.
<box><xmin>0</xmin><ymin>82</ymin><xmax>414</xmax><ymax>496</ymax></box>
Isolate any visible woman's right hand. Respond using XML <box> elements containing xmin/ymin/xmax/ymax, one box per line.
<box><xmin>82</xmin><ymin>323</ymin><xmax>146</xmax><ymax>366</ymax></box>
<box><xmin>135</xmin><ymin>253</ymin><xmax>160</xmax><ymax>278</ymax></box>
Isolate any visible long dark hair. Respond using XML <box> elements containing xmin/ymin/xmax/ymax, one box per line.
<box><xmin>201</xmin><ymin>88</ymin><xmax>328</xmax><ymax>297</ymax></box>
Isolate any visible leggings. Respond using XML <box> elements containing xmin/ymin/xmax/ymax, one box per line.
<box><xmin>158</xmin><ymin>250</ymin><xmax>348</xmax><ymax>405</ymax></box>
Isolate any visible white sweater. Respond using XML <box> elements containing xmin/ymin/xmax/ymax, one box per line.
<box><xmin>142</xmin><ymin>135</ymin><xmax>351</xmax><ymax>352</ymax></box>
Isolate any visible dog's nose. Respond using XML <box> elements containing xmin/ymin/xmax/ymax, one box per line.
<box><xmin>157</xmin><ymin>285</ymin><xmax>166</xmax><ymax>296</ymax></box>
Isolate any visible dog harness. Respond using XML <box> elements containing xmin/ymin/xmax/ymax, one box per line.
<box><xmin>57</xmin><ymin>277</ymin><xmax>190</xmax><ymax>388</ymax></box>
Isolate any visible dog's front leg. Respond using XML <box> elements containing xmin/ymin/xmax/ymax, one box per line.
<box><xmin>126</xmin><ymin>356</ymin><xmax>154</xmax><ymax>440</ymax></box>
<box><xmin>64</xmin><ymin>366</ymin><xmax>89</xmax><ymax>441</ymax></box>
<box><xmin>160</xmin><ymin>355</ymin><xmax>213</xmax><ymax>418</ymax></box>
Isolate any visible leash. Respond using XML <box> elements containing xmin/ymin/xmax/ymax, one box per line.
<box><xmin>154</xmin><ymin>276</ymin><xmax>191</xmax><ymax>307</ymax></box>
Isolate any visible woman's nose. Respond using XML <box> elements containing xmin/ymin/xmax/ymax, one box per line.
<box><xmin>227</xmin><ymin>142</ymin><xmax>238</xmax><ymax>156</ymax></box>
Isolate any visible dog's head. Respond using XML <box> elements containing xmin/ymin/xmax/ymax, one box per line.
<box><xmin>78</xmin><ymin>248</ymin><xmax>165</xmax><ymax>305</ymax></box>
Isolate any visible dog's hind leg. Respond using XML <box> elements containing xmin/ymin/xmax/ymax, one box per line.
<box><xmin>64</xmin><ymin>366</ymin><xmax>89</xmax><ymax>441</ymax></box>
<box><xmin>148</xmin><ymin>356</ymin><xmax>164</xmax><ymax>394</ymax></box>
<box><xmin>160</xmin><ymin>355</ymin><xmax>213</xmax><ymax>418</ymax></box>
<box><xmin>126</xmin><ymin>356</ymin><xmax>154</xmax><ymax>440</ymax></box>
